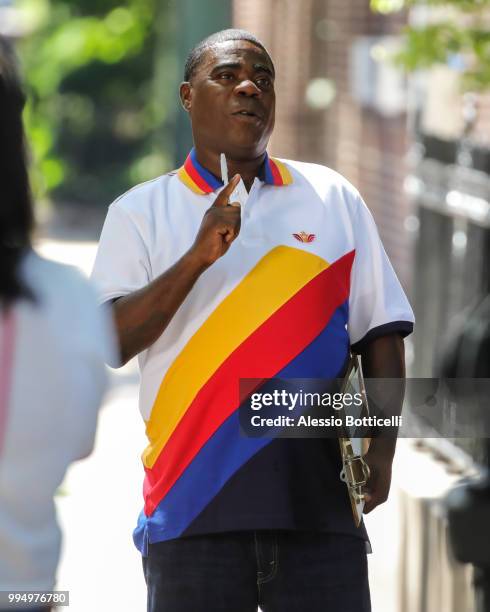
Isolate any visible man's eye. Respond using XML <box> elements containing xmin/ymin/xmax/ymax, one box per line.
<box><xmin>256</xmin><ymin>78</ymin><xmax>272</xmax><ymax>89</ymax></box>
<box><xmin>218</xmin><ymin>73</ymin><xmax>234</xmax><ymax>80</ymax></box>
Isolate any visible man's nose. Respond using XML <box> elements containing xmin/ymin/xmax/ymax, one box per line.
<box><xmin>235</xmin><ymin>79</ymin><xmax>261</xmax><ymax>97</ymax></box>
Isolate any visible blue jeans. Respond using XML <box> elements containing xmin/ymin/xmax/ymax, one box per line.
<box><xmin>142</xmin><ymin>530</ymin><xmax>371</xmax><ymax>611</ymax></box>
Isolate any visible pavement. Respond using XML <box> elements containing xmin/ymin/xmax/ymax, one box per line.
<box><xmin>37</xmin><ymin>235</ymin><xmax>148</xmax><ymax>611</ymax></box>
<box><xmin>35</xmin><ymin>216</ymin><xmax>403</xmax><ymax>612</ymax></box>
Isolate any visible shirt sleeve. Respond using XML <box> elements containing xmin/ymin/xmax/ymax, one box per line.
<box><xmin>348</xmin><ymin>194</ymin><xmax>415</xmax><ymax>353</ymax></box>
<box><xmin>91</xmin><ymin>202</ymin><xmax>151</xmax><ymax>304</ymax></box>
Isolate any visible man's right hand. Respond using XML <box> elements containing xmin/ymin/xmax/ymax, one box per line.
<box><xmin>188</xmin><ymin>174</ymin><xmax>242</xmax><ymax>268</ymax></box>
<box><xmin>109</xmin><ymin>175</ymin><xmax>242</xmax><ymax>366</ymax></box>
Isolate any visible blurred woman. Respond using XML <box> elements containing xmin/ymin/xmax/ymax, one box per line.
<box><xmin>0</xmin><ymin>36</ymin><xmax>115</xmax><ymax>610</ymax></box>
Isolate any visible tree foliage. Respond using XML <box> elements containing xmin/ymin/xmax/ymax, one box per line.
<box><xmin>18</xmin><ymin>0</ymin><xmax>176</xmax><ymax>204</ymax></box>
<box><xmin>371</xmin><ymin>0</ymin><xmax>490</xmax><ymax>91</ymax></box>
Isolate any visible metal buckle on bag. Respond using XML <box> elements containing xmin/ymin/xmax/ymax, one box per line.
<box><xmin>339</xmin><ymin>450</ymin><xmax>371</xmax><ymax>504</ymax></box>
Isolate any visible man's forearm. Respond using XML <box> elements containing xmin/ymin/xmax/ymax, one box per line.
<box><xmin>360</xmin><ymin>333</ymin><xmax>406</xmax><ymax>457</ymax></box>
<box><xmin>359</xmin><ymin>333</ymin><xmax>406</xmax><ymax>512</ymax></box>
<box><xmin>109</xmin><ymin>176</ymin><xmax>242</xmax><ymax>366</ymax></box>
<box><xmin>113</xmin><ymin>250</ymin><xmax>208</xmax><ymax>365</ymax></box>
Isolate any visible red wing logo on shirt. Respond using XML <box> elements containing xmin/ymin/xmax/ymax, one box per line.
<box><xmin>293</xmin><ymin>231</ymin><xmax>316</xmax><ymax>243</ymax></box>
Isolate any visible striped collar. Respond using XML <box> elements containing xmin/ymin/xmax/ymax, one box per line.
<box><xmin>177</xmin><ymin>148</ymin><xmax>293</xmax><ymax>195</ymax></box>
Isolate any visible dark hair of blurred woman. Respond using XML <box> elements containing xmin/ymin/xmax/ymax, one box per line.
<box><xmin>0</xmin><ymin>36</ymin><xmax>34</xmax><ymax>306</ymax></box>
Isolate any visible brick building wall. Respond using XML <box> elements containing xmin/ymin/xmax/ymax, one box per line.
<box><xmin>233</xmin><ymin>0</ymin><xmax>414</xmax><ymax>289</ymax></box>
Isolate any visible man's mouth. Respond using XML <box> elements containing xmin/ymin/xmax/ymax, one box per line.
<box><xmin>232</xmin><ymin>109</ymin><xmax>262</xmax><ymax>119</ymax></box>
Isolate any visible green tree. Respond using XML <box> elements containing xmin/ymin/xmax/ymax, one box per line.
<box><xmin>371</xmin><ymin>0</ymin><xmax>490</xmax><ymax>91</ymax></box>
<box><xmin>18</xmin><ymin>0</ymin><xmax>177</xmax><ymax>205</ymax></box>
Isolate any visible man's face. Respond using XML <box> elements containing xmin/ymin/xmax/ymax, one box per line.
<box><xmin>180</xmin><ymin>40</ymin><xmax>275</xmax><ymax>160</ymax></box>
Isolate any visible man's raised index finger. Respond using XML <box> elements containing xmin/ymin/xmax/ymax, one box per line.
<box><xmin>213</xmin><ymin>174</ymin><xmax>241</xmax><ymax>207</ymax></box>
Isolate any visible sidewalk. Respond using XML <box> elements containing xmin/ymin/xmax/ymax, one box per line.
<box><xmin>54</xmin><ymin>363</ymin><xmax>147</xmax><ymax>611</ymax></box>
<box><xmin>37</xmin><ymin>233</ymin><xmax>148</xmax><ymax>611</ymax></box>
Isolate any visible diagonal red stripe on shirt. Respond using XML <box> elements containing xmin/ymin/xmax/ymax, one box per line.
<box><xmin>143</xmin><ymin>249</ymin><xmax>355</xmax><ymax>516</ymax></box>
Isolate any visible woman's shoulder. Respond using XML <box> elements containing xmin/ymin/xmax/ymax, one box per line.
<box><xmin>20</xmin><ymin>250</ymin><xmax>98</xmax><ymax>308</ymax></box>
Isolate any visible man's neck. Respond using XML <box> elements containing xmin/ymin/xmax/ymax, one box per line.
<box><xmin>193</xmin><ymin>147</ymin><xmax>267</xmax><ymax>192</ymax></box>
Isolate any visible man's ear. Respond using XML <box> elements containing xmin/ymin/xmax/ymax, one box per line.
<box><xmin>179</xmin><ymin>82</ymin><xmax>192</xmax><ymax>112</ymax></box>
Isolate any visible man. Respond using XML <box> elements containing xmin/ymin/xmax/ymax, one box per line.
<box><xmin>92</xmin><ymin>29</ymin><xmax>414</xmax><ymax>612</ymax></box>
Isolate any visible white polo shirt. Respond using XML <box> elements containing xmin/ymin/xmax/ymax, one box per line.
<box><xmin>91</xmin><ymin>149</ymin><xmax>414</xmax><ymax>553</ymax></box>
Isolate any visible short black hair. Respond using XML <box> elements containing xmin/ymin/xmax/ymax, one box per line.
<box><xmin>0</xmin><ymin>36</ymin><xmax>34</xmax><ymax>305</ymax></box>
<box><xmin>184</xmin><ymin>29</ymin><xmax>274</xmax><ymax>82</ymax></box>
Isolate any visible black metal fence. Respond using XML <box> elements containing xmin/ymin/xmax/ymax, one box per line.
<box><xmin>408</xmin><ymin>136</ymin><xmax>490</xmax><ymax>465</ymax></box>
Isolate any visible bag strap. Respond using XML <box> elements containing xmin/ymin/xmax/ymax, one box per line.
<box><xmin>337</xmin><ymin>353</ymin><xmax>371</xmax><ymax>524</ymax></box>
<box><xmin>336</xmin><ymin>353</ymin><xmax>370</xmax><ymax>438</ymax></box>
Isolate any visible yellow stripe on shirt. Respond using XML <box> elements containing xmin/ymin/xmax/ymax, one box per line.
<box><xmin>143</xmin><ymin>245</ymin><xmax>329</xmax><ymax>468</ymax></box>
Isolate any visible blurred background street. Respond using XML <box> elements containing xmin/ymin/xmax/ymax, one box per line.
<box><xmin>36</xmin><ymin>224</ymin><xmax>147</xmax><ymax>611</ymax></box>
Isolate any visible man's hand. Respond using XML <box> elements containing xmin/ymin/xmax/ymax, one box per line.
<box><xmin>189</xmin><ymin>174</ymin><xmax>242</xmax><ymax>267</ymax></box>
<box><xmin>109</xmin><ymin>174</ymin><xmax>243</xmax><ymax>366</ymax></box>
<box><xmin>362</xmin><ymin>440</ymin><xmax>395</xmax><ymax>514</ymax></box>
